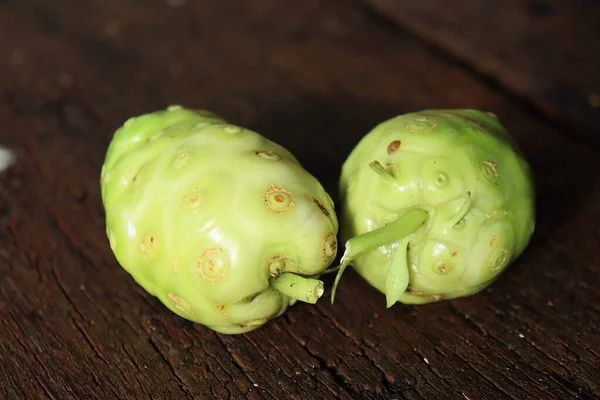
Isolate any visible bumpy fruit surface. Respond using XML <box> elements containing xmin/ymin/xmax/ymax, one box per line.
<box><xmin>331</xmin><ymin>109</ymin><xmax>535</xmax><ymax>306</ymax></box>
<box><xmin>100</xmin><ymin>106</ymin><xmax>338</xmax><ymax>334</ymax></box>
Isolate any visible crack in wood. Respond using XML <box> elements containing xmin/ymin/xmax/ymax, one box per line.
<box><xmin>447</xmin><ymin>302</ymin><xmax>594</xmax><ymax>399</ymax></box>
<box><xmin>278</xmin><ymin>315</ymin><xmax>351</xmax><ymax>399</ymax></box>
<box><xmin>144</xmin><ymin>333</ymin><xmax>193</xmax><ymax>398</ymax></box>
<box><xmin>6</xmin><ymin>325</ymin><xmax>59</xmax><ymax>399</ymax></box>
<box><xmin>357</xmin><ymin>299</ymin><xmax>457</xmax><ymax>399</ymax></box>
<box><xmin>311</xmin><ymin>305</ymin><xmax>417</xmax><ymax>398</ymax></box>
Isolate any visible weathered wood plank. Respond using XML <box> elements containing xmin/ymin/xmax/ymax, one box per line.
<box><xmin>358</xmin><ymin>0</ymin><xmax>600</xmax><ymax>142</ymax></box>
<box><xmin>0</xmin><ymin>1</ymin><xmax>598</xmax><ymax>399</ymax></box>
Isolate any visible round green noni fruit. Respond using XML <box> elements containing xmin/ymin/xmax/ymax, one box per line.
<box><xmin>330</xmin><ymin>109</ymin><xmax>535</xmax><ymax>306</ymax></box>
<box><xmin>100</xmin><ymin>106</ymin><xmax>338</xmax><ymax>334</ymax></box>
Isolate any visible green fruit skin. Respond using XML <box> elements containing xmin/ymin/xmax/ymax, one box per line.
<box><xmin>101</xmin><ymin>106</ymin><xmax>338</xmax><ymax>334</ymax></box>
<box><xmin>340</xmin><ymin>110</ymin><xmax>535</xmax><ymax>304</ymax></box>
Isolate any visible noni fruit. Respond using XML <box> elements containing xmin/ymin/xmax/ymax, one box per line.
<box><xmin>330</xmin><ymin>109</ymin><xmax>535</xmax><ymax>306</ymax></box>
<box><xmin>100</xmin><ymin>106</ymin><xmax>338</xmax><ymax>334</ymax></box>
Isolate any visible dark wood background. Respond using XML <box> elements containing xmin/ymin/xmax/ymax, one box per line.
<box><xmin>1</xmin><ymin>1</ymin><xmax>599</xmax><ymax>399</ymax></box>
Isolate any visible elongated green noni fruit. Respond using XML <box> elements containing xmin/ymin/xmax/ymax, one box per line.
<box><xmin>100</xmin><ymin>106</ymin><xmax>338</xmax><ymax>334</ymax></box>
<box><xmin>331</xmin><ymin>110</ymin><xmax>535</xmax><ymax>306</ymax></box>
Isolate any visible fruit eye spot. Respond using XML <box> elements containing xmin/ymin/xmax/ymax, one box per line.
<box><xmin>264</xmin><ymin>185</ymin><xmax>294</xmax><ymax>213</ymax></box>
<box><xmin>173</xmin><ymin>151</ymin><xmax>193</xmax><ymax>168</ymax></box>
<box><xmin>486</xmin><ymin>209</ymin><xmax>511</xmax><ymax>220</ymax></box>
<box><xmin>182</xmin><ymin>188</ymin><xmax>205</xmax><ymax>214</ymax></box>
<box><xmin>387</xmin><ymin>140</ymin><xmax>401</xmax><ymax>154</ymax></box>
<box><xmin>140</xmin><ymin>235</ymin><xmax>157</xmax><ymax>261</ymax></box>
<box><xmin>168</xmin><ymin>293</ymin><xmax>195</xmax><ymax>317</ymax></box>
<box><xmin>434</xmin><ymin>172</ymin><xmax>448</xmax><ymax>187</ymax></box>
<box><xmin>322</xmin><ymin>232</ymin><xmax>337</xmax><ymax>261</ymax></box>
<box><xmin>198</xmin><ymin>248</ymin><xmax>228</xmax><ymax>283</ymax></box>
<box><xmin>306</xmin><ymin>195</ymin><xmax>330</xmax><ymax>217</ymax></box>
<box><xmin>480</xmin><ymin>161</ymin><xmax>499</xmax><ymax>184</ymax></box>
<box><xmin>149</xmin><ymin>131</ymin><xmax>163</xmax><ymax>141</ymax></box>
<box><xmin>405</xmin><ymin>117</ymin><xmax>437</xmax><ymax>133</ymax></box>
<box><xmin>132</xmin><ymin>165</ymin><xmax>150</xmax><ymax>185</ymax></box>
<box><xmin>489</xmin><ymin>249</ymin><xmax>509</xmax><ymax>271</ymax></box>
<box><xmin>464</xmin><ymin>117</ymin><xmax>487</xmax><ymax>135</ymax></box>
<box><xmin>268</xmin><ymin>255</ymin><xmax>287</xmax><ymax>278</ymax></box>
<box><xmin>432</xmin><ymin>260</ymin><xmax>454</xmax><ymax>275</ymax></box>
<box><xmin>224</xmin><ymin>125</ymin><xmax>242</xmax><ymax>134</ymax></box>
<box><xmin>347</xmin><ymin>175</ymin><xmax>357</xmax><ymax>193</ymax></box>
<box><xmin>254</xmin><ymin>150</ymin><xmax>282</xmax><ymax>161</ymax></box>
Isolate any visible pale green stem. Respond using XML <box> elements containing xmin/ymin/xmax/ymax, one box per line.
<box><xmin>330</xmin><ymin>208</ymin><xmax>429</xmax><ymax>304</ymax></box>
<box><xmin>271</xmin><ymin>272</ymin><xmax>324</xmax><ymax>304</ymax></box>
<box><xmin>449</xmin><ymin>191</ymin><xmax>472</xmax><ymax>227</ymax></box>
<box><xmin>369</xmin><ymin>160</ymin><xmax>396</xmax><ymax>184</ymax></box>
<box><xmin>385</xmin><ymin>237</ymin><xmax>410</xmax><ymax>308</ymax></box>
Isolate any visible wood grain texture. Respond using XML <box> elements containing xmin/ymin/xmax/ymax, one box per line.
<box><xmin>0</xmin><ymin>1</ymin><xmax>598</xmax><ymax>399</ymax></box>
<box><xmin>358</xmin><ymin>0</ymin><xmax>600</xmax><ymax>143</ymax></box>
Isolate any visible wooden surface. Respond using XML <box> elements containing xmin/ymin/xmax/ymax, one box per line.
<box><xmin>0</xmin><ymin>1</ymin><xmax>598</xmax><ymax>399</ymax></box>
<box><xmin>359</xmin><ymin>0</ymin><xmax>600</xmax><ymax>142</ymax></box>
